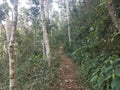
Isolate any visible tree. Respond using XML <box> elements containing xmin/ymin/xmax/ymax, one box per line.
<box><xmin>27</xmin><ymin>0</ymin><xmax>41</xmax><ymax>53</ymax></box>
<box><xmin>66</xmin><ymin>0</ymin><xmax>71</xmax><ymax>45</ymax></box>
<box><xmin>40</xmin><ymin>0</ymin><xmax>51</xmax><ymax>66</ymax></box>
<box><xmin>5</xmin><ymin>0</ymin><xmax>18</xmax><ymax>90</ymax></box>
<box><xmin>63</xmin><ymin>0</ymin><xmax>120</xmax><ymax>89</ymax></box>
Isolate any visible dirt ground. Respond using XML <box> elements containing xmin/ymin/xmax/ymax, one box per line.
<box><xmin>58</xmin><ymin>46</ymin><xmax>85</xmax><ymax>90</ymax></box>
<box><xmin>48</xmin><ymin>46</ymin><xmax>87</xmax><ymax>90</ymax></box>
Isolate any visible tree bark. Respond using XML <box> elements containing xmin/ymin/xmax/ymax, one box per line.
<box><xmin>40</xmin><ymin>0</ymin><xmax>51</xmax><ymax>66</ymax></box>
<box><xmin>42</xmin><ymin>39</ymin><xmax>46</xmax><ymax>59</ymax></box>
<box><xmin>34</xmin><ymin>28</ymin><xmax>36</xmax><ymax>52</ymax></box>
<box><xmin>6</xmin><ymin>0</ymin><xmax>18</xmax><ymax>90</ymax></box>
<box><xmin>5</xmin><ymin>15</ymin><xmax>11</xmax><ymax>42</ymax></box>
<box><xmin>45</xmin><ymin>0</ymin><xmax>49</xmax><ymax>19</ymax></box>
<box><xmin>107</xmin><ymin>0</ymin><xmax>120</xmax><ymax>31</ymax></box>
<box><xmin>58</xmin><ymin>9</ymin><xmax>61</xmax><ymax>30</ymax></box>
<box><xmin>66</xmin><ymin>0</ymin><xmax>71</xmax><ymax>45</ymax></box>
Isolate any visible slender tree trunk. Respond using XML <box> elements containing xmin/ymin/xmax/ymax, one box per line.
<box><xmin>40</xmin><ymin>0</ymin><xmax>51</xmax><ymax>66</ymax></box>
<box><xmin>5</xmin><ymin>15</ymin><xmax>11</xmax><ymax>42</ymax></box>
<box><xmin>107</xmin><ymin>0</ymin><xmax>120</xmax><ymax>31</ymax></box>
<box><xmin>42</xmin><ymin>39</ymin><xmax>46</xmax><ymax>59</ymax></box>
<box><xmin>45</xmin><ymin>0</ymin><xmax>49</xmax><ymax>19</ymax></box>
<box><xmin>58</xmin><ymin>9</ymin><xmax>61</xmax><ymax>30</ymax></box>
<box><xmin>6</xmin><ymin>0</ymin><xmax>18</xmax><ymax>90</ymax></box>
<box><xmin>34</xmin><ymin>28</ymin><xmax>36</xmax><ymax>52</ymax></box>
<box><xmin>66</xmin><ymin>0</ymin><xmax>71</xmax><ymax>45</ymax></box>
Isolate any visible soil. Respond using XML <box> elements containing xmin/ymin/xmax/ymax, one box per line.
<box><xmin>49</xmin><ymin>46</ymin><xmax>86</xmax><ymax>90</ymax></box>
<box><xmin>58</xmin><ymin>46</ymin><xmax>85</xmax><ymax>90</ymax></box>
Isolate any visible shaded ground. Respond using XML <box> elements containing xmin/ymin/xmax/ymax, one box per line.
<box><xmin>49</xmin><ymin>46</ymin><xmax>87</xmax><ymax>90</ymax></box>
<box><xmin>58</xmin><ymin>46</ymin><xmax>85</xmax><ymax>90</ymax></box>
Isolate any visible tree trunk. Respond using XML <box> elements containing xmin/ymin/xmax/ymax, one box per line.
<box><xmin>42</xmin><ymin>39</ymin><xmax>46</xmax><ymax>59</ymax></box>
<box><xmin>40</xmin><ymin>0</ymin><xmax>51</xmax><ymax>66</ymax></box>
<box><xmin>107</xmin><ymin>0</ymin><xmax>120</xmax><ymax>31</ymax></box>
<box><xmin>5</xmin><ymin>15</ymin><xmax>11</xmax><ymax>42</ymax></box>
<box><xmin>34</xmin><ymin>28</ymin><xmax>36</xmax><ymax>52</ymax></box>
<box><xmin>45</xmin><ymin>0</ymin><xmax>49</xmax><ymax>19</ymax></box>
<box><xmin>66</xmin><ymin>0</ymin><xmax>71</xmax><ymax>45</ymax></box>
<box><xmin>58</xmin><ymin>9</ymin><xmax>61</xmax><ymax>30</ymax></box>
<box><xmin>6</xmin><ymin>0</ymin><xmax>18</xmax><ymax>90</ymax></box>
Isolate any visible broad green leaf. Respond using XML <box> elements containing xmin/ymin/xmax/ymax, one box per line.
<box><xmin>90</xmin><ymin>75</ymin><xmax>98</xmax><ymax>82</ymax></box>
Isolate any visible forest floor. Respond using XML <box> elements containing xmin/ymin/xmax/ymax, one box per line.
<box><xmin>58</xmin><ymin>46</ymin><xmax>85</xmax><ymax>90</ymax></box>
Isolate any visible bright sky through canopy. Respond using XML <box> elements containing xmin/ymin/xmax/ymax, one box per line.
<box><xmin>0</xmin><ymin>0</ymin><xmax>59</xmax><ymax>11</ymax></box>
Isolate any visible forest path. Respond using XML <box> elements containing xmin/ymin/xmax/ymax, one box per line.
<box><xmin>58</xmin><ymin>46</ymin><xmax>84</xmax><ymax>90</ymax></box>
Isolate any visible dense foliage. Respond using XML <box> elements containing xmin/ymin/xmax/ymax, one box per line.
<box><xmin>64</xmin><ymin>0</ymin><xmax>120</xmax><ymax>90</ymax></box>
<box><xmin>0</xmin><ymin>0</ymin><xmax>60</xmax><ymax>89</ymax></box>
<box><xmin>0</xmin><ymin>28</ymin><xmax>60</xmax><ymax>89</ymax></box>
<box><xmin>1</xmin><ymin>0</ymin><xmax>120</xmax><ymax>90</ymax></box>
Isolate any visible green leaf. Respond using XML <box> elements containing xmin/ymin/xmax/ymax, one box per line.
<box><xmin>97</xmin><ymin>77</ymin><xmax>104</xmax><ymax>89</ymax></box>
<box><xmin>104</xmin><ymin>75</ymin><xmax>112</xmax><ymax>81</ymax></box>
<box><xmin>115</xmin><ymin>70</ymin><xmax>120</xmax><ymax>77</ymax></box>
<box><xmin>111</xmin><ymin>76</ymin><xmax>120</xmax><ymax>90</ymax></box>
<box><xmin>98</xmin><ymin>1</ymin><xmax>106</xmax><ymax>7</ymax></box>
<box><xmin>105</xmin><ymin>66</ymin><xmax>112</xmax><ymax>73</ymax></box>
<box><xmin>113</xmin><ymin>58</ymin><xmax>120</xmax><ymax>65</ymax></box>
<box><xmin>90</xmin><ymin>75</ymin><xmax>98</xmax><ymax>82</ymax></box>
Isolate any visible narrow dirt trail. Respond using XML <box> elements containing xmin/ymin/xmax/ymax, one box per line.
<box><xmin>58</xmin><ymin>46</ymin><xmax>84</xmax><ymax>90</ymax></box>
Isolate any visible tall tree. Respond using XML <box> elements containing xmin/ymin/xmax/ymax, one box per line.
<box><xmin>40</xmin><ymin>0</ymin><xmax>51</xmax><ymax>66</ymax></box>
<box><xmin>5</xmin><ymin>0</ymin><xmax>18</xmax><ymax>90</ymax></box>
<box><xmin>66</xmin><ymin>0</ymin><xmax>71</xmax><ymax>45</ymax></box>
